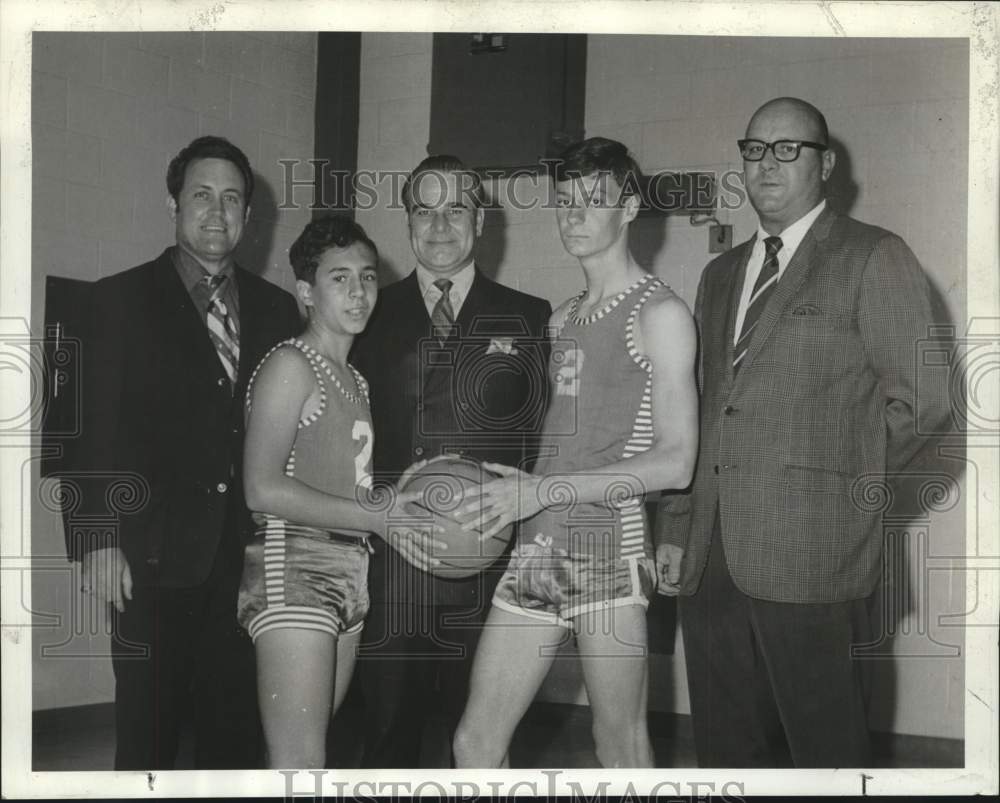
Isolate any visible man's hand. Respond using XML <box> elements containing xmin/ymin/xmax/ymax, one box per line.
<box><xmin>81</xmin><ymin>546</ymin><xmax>133</xmax><ymax>612</ymax></box>
<box><xmin>655</xmin><ymin>543</ymin><xmax>684</xmax><ymax>596</ymax></box>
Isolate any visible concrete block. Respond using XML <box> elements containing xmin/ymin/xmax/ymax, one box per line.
<box><xmin>32</xmin><ymin>175</ymin><xmax>66</xmax><ymax>234</ymax></box>
<box><xmin>260</xmin><ymin>42</ymin><xmax>316</xmax><ymax>96</ymax></box>
<box><xmin>32</xmin><ymin>72</ymin><xmax>67</xmax><ymax>129</ymax></box>
<box><xmin>139</xmin><ymin>32</ymin><xmax>204</xmax><ymax>66</ymax></box>
<box><xmin>99</xmin><ymin>238</ymin><xmax>164</xmax><ymax>277</ymax></box>
<box><xmin>32</xmin><ymin>230</ymin><xmax>99</xmax><ymax>281</ymax></box>
<box><xmin>204</xmin><ymin>32</ymin><xmax>264</xmax><ymax>83</ymax></box>
<box><xmin>168</xmin><ymin>61</ymin><xmax>230</xmax><ymax>117</ymax></box>
<box><xmin>99</xmin><ymin>139</ymin><xmax>162</xmax><ymax>192</ymax></box>
<box><xmin>32</xmin><ymin>32</ymin><xmax>103</xmax><ymax>84</ymax></box>
<box><xmin>231</xmin><ymin>78</ymin><xmax>287</xmax><ymax>136</ymax></box>
<box><xmin>66</xmin><ymin>81</ymin><xmax>134</xmax><ymax>139</ymax></box>
<box><xmin>103</xmin><ymin>40</ymin><xmax>169</xmax><ymax>97</ymax></box>
<box><xmin>913</xmin><ymin>98</ymin><xmax>969</xmax><ymax>154</ymax></box>
<box><xmin>32</xmin><ymin>124</ymin><xmax>101</xmax><ymax>186</ymax></box>
<box><xmin>65</xmin><ymin>183</ymin><xmax>134</xmax><ymax>240</ymax></box>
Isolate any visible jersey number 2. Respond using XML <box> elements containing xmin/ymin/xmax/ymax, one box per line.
<box><xmin>352</xmin><ymin>420</ymin><xmax>373</xmax><ymax>489</ymax></box>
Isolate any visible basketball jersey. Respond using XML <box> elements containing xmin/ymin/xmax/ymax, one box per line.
<box><xmin>246</xmin><ymin>338</ymin><xmax>373</xmax><ymax>535</ymax></box>
<box><xmin>522</xmin><ymin>274</ymin><xmax>669</xmax><ymax>560</ymax></box>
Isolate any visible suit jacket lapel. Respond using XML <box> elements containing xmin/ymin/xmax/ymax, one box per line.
<box><xmin>723</xmin><ymin>239</ymin><xmax>754</xmax><ymax>376</ymax></box>
<box><xmin>151</xmin><ymin>251</ymin><xmax>221</xmax><ymax>375</ymax></box>
<box><xmin>734</xmin><ymin>207</ymin><xmax>836</xmax><ymax>382</ymax></box>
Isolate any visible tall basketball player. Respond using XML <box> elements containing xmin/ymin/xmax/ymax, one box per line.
<box><xmin>452</xmin><ymin>138</ymin><xmax>699</xmax><ymax>768</ymax></box>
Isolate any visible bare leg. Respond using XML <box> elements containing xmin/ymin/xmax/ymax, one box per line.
<box><xmin>332</xmin><ymin>627</ymin><xmax>360</xmax><ymax>715</ymax></box>
<box><xmin>574</xmin><ymin>604</ymin><xmax>654</xmax><ymax>768</ymax></box>
<box><xmin>453</xmin><ymin>606</ymin><xmax>569</xmax><ymax>768</ymax></box>
<box><xmin>255</xmin><ymin>628</ymin><xmax>336</xmax><ymax>768</ymax></box>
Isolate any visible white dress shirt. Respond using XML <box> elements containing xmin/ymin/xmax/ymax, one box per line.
<box><xmin>733</xmin><ymin>200</ymin><xmax>827</xmax><ymax>345</ymax></box>
<box><xmin>416</xmin><ymin>262</ymin><xmax>476</xmax><ymax>320</ymax></box>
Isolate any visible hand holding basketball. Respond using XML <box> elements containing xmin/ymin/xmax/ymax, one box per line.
<box><xmin>376</xmin><ymin>482</ymin><xmax>449</xmax><ymax>573</ymax></box>
<box><xmin>456</xmin><ymin>461</ymin><xmax>544</xmax><ymax>541</ymax></box>
<box><xmin>397</xmin><ymin>456</ymin><xmax>518</xmax><ymax>578</ymax></box>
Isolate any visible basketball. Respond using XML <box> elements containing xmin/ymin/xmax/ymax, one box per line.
<box><xmin>397</xmin><ymin>456</ymin><xmax>514</xmax><ymax>579</ymax></box>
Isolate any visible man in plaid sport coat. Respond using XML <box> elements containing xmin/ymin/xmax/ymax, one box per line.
<box><xmin>654</xmin><ymin>97</ymin><xmax>951</xmax><ymax>767</ymax></box>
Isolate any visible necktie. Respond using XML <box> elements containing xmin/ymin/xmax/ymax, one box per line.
<box><xmin>733</xmin><ymin>235</ymin><xmax>782</xmax><ymax>373</ymax></box>
<box><xmin>431</xmin><ymin>278</ymin><xmax>455</xmax><ymax>344</ymax></box>
<box><xmin>205</xmin><ymin>274</ymin><xmax>240</xmax><ymax>386</ymax></box>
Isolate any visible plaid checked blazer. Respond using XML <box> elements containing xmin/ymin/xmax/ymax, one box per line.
<box><xmin>655</xmin><ymin>207</ymin><xmax>949</xmax><ymax>602</ymax></box>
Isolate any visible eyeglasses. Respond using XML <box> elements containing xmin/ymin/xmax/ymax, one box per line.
<box><xmin>738</xmin><ymin>139</ymin><xmax>828</xmax><ymax>162</ymax></box>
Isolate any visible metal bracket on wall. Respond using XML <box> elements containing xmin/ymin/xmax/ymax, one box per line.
<box><xmin>690</xmin><ymin>212</ymin><xmax>733</xmax><ymax>253</ymax></box>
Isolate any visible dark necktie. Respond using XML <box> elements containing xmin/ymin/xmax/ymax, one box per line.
<box><xmin>733</xmin><ymin>235</ymin><xmax>782</xmax><ymax>373</ymax></box>
<box><xmin>205</xmin><ymin>274</ymin><xmax>239</xmax><ymax>386</ymax></box>
<box><xmin>431</xmin><ymin>278</ymin><xmax>455</xmax><ymax>344</ymax></box>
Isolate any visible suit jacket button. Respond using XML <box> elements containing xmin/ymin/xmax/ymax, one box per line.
<box><xmin>414</xmin><ymin>446</ymin><xmax>424</xmax><ymax>457</ymax></box>
<box><xmin>217</xmin><ymin>378</ymin><xmax>227</xmax><ymax>387</ymax></box>
<box><xmin>146</xmin><ymin>557</ymin><xmax>159</xmax><ymax>567</ymax></box>
<box><xmin>724</xmin><ymin>405</ymin><xmax>736</xmax><ymax>415</ymax></box>
<box><xmin>216</xmin><ymin>482</ymin><xmax>228</xmax><ymax>493</ymax></box>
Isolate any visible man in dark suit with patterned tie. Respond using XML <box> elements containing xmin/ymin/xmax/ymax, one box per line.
<box><xmin>351</xmin><ymin>155</ymin><xmax>551</xmax><ymax>767</ymax></box>
<box><xmin>73</xmin><ymin>136</ymin><xmax>301</xmax><ymax>769</ymax></box>
<box><xmin>654</xmin><ymin>98</ymin><xmax>951</xmax><ymax>767</ymax></box>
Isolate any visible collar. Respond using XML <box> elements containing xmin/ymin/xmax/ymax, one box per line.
<box><xmin>754</xmin><ymin>199</ymin><xmax>826</xmax><ymax>262</ymax></box>
<box><xmin>171</xmin><ymin>245</ymin><xmax>236</xmax><ymax>292</ymax></box>
<box><xmin>415</xmin><ymin>261</ymin><xmax>476</xmax><ymax>301</ymax></box>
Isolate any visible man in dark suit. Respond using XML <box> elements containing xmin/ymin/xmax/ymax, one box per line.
<box><xmin>73</xmin><ymin>136</ymin><xmax>301</xmax><ymax>769</ymax></box>
<box><xmin>351</xmin><ymin>155</ymin><xmax>551</xmax><ymax>767</ymax></box>
<box><xmin>655</xmin><ymin>98</ymin><xmax>950</xmax><ymax>767</ymax></box>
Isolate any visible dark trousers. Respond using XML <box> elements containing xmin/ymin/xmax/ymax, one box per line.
<box><xmin>357</xmin><ymin>600</ymin><xmax>489</xmax><ymax>768</ymax></box>
<box><xmin>110</xmin><ymin>523</ymin><xmax>260</xmax><ymax>770</ymax></box>
<box><xmin>679</xmin><ymin>512</ymin><xmax>873</xmax><ymax>768</ymax></box>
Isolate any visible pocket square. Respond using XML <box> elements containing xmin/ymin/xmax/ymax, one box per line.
<box><xmin>791</xmin><ymin>304</ymin><xmax>823</xmax><ymax>316</ymax></box>
<box><xmin>486</xmin><ymin>337</ymin><xmax>517</xmax><ymax>355</ymax></box>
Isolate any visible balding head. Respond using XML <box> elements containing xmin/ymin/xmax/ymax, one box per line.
<box><xmin>746</xmin><ymin>97</ymin><xmax>829</xmax><ymax>145</ymax></box>
<box><xmin>742</xmin><ymin>96</ymin><xmax>836</xmax><ymax>234</ymax></box>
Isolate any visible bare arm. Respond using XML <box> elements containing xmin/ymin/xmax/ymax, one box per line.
<box><xmin>243</xmin><ymin>346</ymin><xmax>443</xmax><ymax>567</ymax></box>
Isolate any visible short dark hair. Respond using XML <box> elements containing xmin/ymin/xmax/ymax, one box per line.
<box><xmin>289</xmin><ymin>215</ymin><xmax>378</xmax><ymax>284</ymax></box>
<box><xmin>551</xmin><ymin>137</ymin><xmax>643</xmax><ymax>198</ymax></box>
<box><xmin>401</xmin><ymin>154</ymin><xmax>486</xmax><ymax>212</ymax></box>
<box><xmin>166</xmin><ymin>136</ymin><xmax>255</xmax><ymax>204</ymax></box>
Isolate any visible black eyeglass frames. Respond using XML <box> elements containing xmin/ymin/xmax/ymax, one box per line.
<box><xmin>737</xmin><ymin>139</ymin><xmax>828</xmax><ymax>162</ymax></box>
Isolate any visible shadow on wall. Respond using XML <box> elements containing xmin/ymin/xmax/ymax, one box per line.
<box><xmin>475</xmin><ymin>198</ymin><xmax>509</xmax><ymax>282</ymax></box>
<box><xmin>235</xmin><ymin>171</ymin><xmax>278</xmax><ymax>278</ymax></box>
<box><xmin>826</xmin><ymin>136</ymin><xmax>860</xmax><ymax>217</ymax></box>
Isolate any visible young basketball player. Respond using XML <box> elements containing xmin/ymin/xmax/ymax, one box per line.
<box><xmin>237</xmin><ymin>216</ymin><xmax>440</xmax><ymax>768</ymax></box>
<box><xmin>452</xmin><ymin>138</ymin><xmax>698</xmax><ymax>768</ymax></box>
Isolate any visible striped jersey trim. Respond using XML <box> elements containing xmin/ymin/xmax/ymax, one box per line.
<box><xmin>618</xmin><ymin>277</ymin><xmax>668</xmax><ymax>559</ymax></box>
<box><xmin>568</xmin><ymin>273</ymin><xmax>654</xmax><ymax>326</ymax></box>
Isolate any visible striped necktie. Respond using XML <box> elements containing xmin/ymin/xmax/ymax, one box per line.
<box><xmin>431</xmin><ymin>278</ymin><xmax>455</xmax><ymax>344</ymax></box>
<box><xmin>205</xmin><ymin>274</ymin><xmax>239</xmax><ymax>387</ymax></box>
<box><xmin>733</xmin><ymin>235</ymin><xmax>782</xmax><ymax>373</ymax></box>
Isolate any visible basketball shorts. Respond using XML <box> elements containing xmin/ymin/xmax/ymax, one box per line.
<box><xmin>491</xmin><ymin>541</ymin><xmax>656</xmax><ymax>628</ymax></box>
<box><xmin>237</xmin><ymin>518</ymin><xmax>371</xmax><ymax>642</ymax></box>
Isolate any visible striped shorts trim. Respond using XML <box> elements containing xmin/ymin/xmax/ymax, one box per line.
<box><xmin>247</xmin><ymin>605</ymin><xmax>365</xmax><ymax>642</ymax></box>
